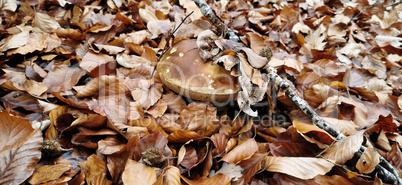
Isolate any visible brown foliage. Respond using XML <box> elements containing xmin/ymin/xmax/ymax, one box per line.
<box><xmin>0</xmin><ymin>0</ymin><xmax>401</xmax><ymax>184</ymax></box>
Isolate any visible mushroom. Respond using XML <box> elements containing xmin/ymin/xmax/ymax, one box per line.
<box><xmin>157</xmin><ymin>39</ymin><xmax>239</xmax><ymax>102</ymax></box>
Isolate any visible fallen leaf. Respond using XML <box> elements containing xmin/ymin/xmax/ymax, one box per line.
<box><xmin>323</xmin><ymin>130</ymin><xmax>365</xmax><ymax>164</ymax></box>
<box><xmin>0</xmin><ymin>0</ymin><xmax>17</xmax><ymax>11</ymax></box>
<box><xmin>265</xmin><ymin>156</ymin><xmax>334</xmax><ymax>180</ymax></box>
<box><xmin>209</xmin><ymin>162</ymin><xmax>243</xmax><ymax>181</ymax></box>
<box><xmin>33</xmin><ymin>12</ymin><xmax>61</xmax><ymax>32</ymax></box>
<box><xmin>356</xmin><ymin>147</ymin><xmax>380</xmax><ymax>174</ymax></box>
<box><xmin>1</xmin><ymin>29</ymin><xmax>30</xmax><ymax>51</ymax></box>
<box><xmin>78</xmin><ymin>154</ymin><xmax>107</xmax><ymax>185</ymax></box>
<box><xmin>241</xmin><ymin>47</ymin><xmax>268</xmax><ymax>68</ymax></box>
<box><xmin>220</xmin><ymin>138</ymin><xmax>258</xmax><ymax>164</ymax></box>
<box><xmin>154</xmin><ymin>166</ymin><xmax>181</xmax><ymax>185</ymax></box>
<box><xmin>0</xmin><ymin>111</ymin><xmax>43</xmax><ymax>185</ymax></box>
<box><xmin>179</xmin><ymin>102</ymin><xmax>218</xmax><ymax>132</ymax></box>
<box><xmin>122</xmin><ymin>159</ymin><xmax>157</xmax><ymax>185</ymax></box>
<box><xmin>28</xmin><ymin>164</ymin><xmax>71</xmax><ymax>184</ymax></box>
<box><xmin>181</xmin><ymin>173</ymin><xmax>231</xmax><ymax>185</ymax></box>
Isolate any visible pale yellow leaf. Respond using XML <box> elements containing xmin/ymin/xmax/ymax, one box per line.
<box><xmin>139</xmin><ymin>8</ymin><xmax>158</xmax><ymax>23</ymax></box>
<box><xmin>265</xmin><ymin>157</ymin><xmax>334</xmax><ymax>180</ymax></box>
<box><xmin>220</xmin><ymin>138</ymin><xmax>258</xmax><ymax>164</ymax></box>
<box><xmin>2</xmin><ymin>30</ymin><xmax>29</xmax><ymax>51</ymax></box>
<box><xmin>356</xmin><ymin>147</ymin><xmax>380</xmax><ymax>174</ymax></box>
<box><xmin>0</xmin><ymin>0</ymin><xmax>17</xmax><ymax>11</ymax></box>
<box><xmin>154</xmin><ymin>166</ymin><xmax>181</xmax><ymax>185</ymax></box>
<box><xmin>323</xmin><ymin>130</ymin><xmax>364</xmax><ymax>164</ymax></box>
<box><xmin>33</xmin><ymin>13</ymin><xmax>61</xmax><ymax>32</ymax></box>
<box><xmin>122</xmin><ymin>159</ymin><xmax>157</xmax><ymax>185</ymax></box>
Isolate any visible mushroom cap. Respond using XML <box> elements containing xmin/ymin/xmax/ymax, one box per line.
<box><xmin>157</xmin><ymin>39</ymin><xmax>239</xmax><ymax>102</ymax></box>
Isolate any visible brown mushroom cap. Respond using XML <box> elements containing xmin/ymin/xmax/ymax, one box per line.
<box><xmin>157</xmin><ymin>39</ymin><xmax>239</xmax><ymax>102</ymax></box>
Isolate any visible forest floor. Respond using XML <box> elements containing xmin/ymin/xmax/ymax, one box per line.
<box><xmin>0</xmin><ymin>0</ymin><xmax>401</xmax><ymax>184</ymax></box>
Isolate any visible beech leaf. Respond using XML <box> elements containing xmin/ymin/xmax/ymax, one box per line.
<box><xmin>0</xmin><ymin>111</ymin><xmax>43</xmax><ymax>185</ymax></box>
<box><xmin>356</xmin><ymin>147</ymin><xmax>380</xmax><ymax>174</ymax></box>
<box><xmin>154</xmin><ymin>166</ymin><xmax>181</xmax><ymax>185</ymax></box>
<box><xmin>220</xmin><ymin>138</ymin><xmax>258</xmax><ymax>164</ymax></box>
<box><xmin>323</xmin><ymin>130</ymin><xmax>365</xmax><ymax>164</ymax></box>
<box><xmin>265</xmin><ymin>157</ymin><xmax>334</xmax><ymax>180</ymax></box>
<box><xmin>122</xmin><ymin>159</ymin><xmax>157</xmax><ymax>185</ymax></box>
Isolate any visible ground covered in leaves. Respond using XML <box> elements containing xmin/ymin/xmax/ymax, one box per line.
<box><xmin>0</xmin><ymin>0</ymin><xmax>401</xmax><ymax>184</ymax></box>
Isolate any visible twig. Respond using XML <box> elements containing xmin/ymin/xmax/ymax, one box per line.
<box><xmin>344</xmin><ymin>0</ymin><xmax>379</xmax><ymax>29</ymax></box>
<box><xmin>193</xmin><ymin>0</ymin><xmax>402</xmax><ymax>184</ymax></box>
<box><xmin>385</xmin><ymin>0</ymin><xmax>402</xmax><ymax>7</ymax></box>
<box><xmin>150</xmin><ymin>11</ymin><xmax>194</xmax><ymax>79</ymax></box>
<box><xmin>193</xmin><ymin>0</ymin><xmax>243</xmax><ymax>44</ymax></box>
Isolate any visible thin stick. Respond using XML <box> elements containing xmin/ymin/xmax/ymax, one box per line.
<box><xmin>344</xmin><ymin>0</ymin><xmax>379</xmax><ymax>29</ymax></box>
<box><xmin>150</xmin><ymin>11</ymin><xmax>194</xmax><ymax>79</ymax></box>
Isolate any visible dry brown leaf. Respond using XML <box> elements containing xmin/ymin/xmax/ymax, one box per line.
<box><xmin>8</xmin><ymin>32</ymin><xmax>61</xmax><ymax>55</ymax></box>
<box><xmin>356</xmin><ymin>147</ymin><xmax>380</xmax><ymax>174</ymax></box>
<box><xmin>211</xmin><ymin>133</ymin><xmax>229</xmax><ymax>155</ymax></box>
<box><xmin>122</xmin><ymin>159</ymin><xmax>157</xmax><ymax>185</ymax></box>
<box><xmin>339</xmin><ymin>36</ymin><xmax>366</xmax><ymax>58</ymax></box>
<box><xmin>154</xmin><ymin>166</ymin><xmax>181</xmax><ymax>185</ymax></box>
<box><xmin>131</xmin><ymin>83</ymin><xmax>163</xmax><ymax>110</ymax></box>
<box><xmin>269</xmin><ymin>55</ymin><xmax>303</xmax><ymax>75</ymax></box>
<box><xmin>128</xmin><ymin>118</ymin><xmax>168</xmax><ymax>137</ymax></box>
<box><xmin>81</xmin><ymin>51</ymin><xmax>114</xmax><ymax>73</ymax></box>
<box><xmin>279</xmin><ymin>5</ymin><xmax>297</xmax><ymax>31</ymax></box>
<box><xmin>220</xmin><ymin>138</ymin><xmax>258</xmax><ymax>164</ymax></box>
<box><xmin>28</xmin><ymin>164</ymin><xmax>71</xmax><ymax>184</ymax></box>
<box><xmin>98</xmin><ymin>136</ymin><xmax>126</xmax><ymax>155</ymax></box>
<box><xmin>0</xmin><ymin>111</ymin><xmax>43</xmax><ymax>185</ymax></box>
<box><xmin>126</xmin><ymin>30</ymin><xmax>151</xmax><ymax>45</ymax></box>
<box><xmin>33</xmin><ymin>12</ymin><xmax>61</xmax><ymax>32</ymax></box>
<box><xmin>209</xmin><ymin>162</ymin><xmax>243</xmax><ymax>181</ymax></box>
<box><xmin>323</xmin><ymin>130</ymin><xmax>365</xmax><ymax>164</ymax></box>
<box><xmin>139</xmin><ymin>8</ymin><xmax>158</xmax><ymax>23</ymax></box>
<box><xmin>241</xmin><ymin>47</ymin><xmax>268</xmax><ymax>68</ymax></box>
<box><xmin>94</xmin><ymin>43</ymin><xmax>125</xmax><ymax>54</ymax></box>
<box><xmin>78</xmin><ymin>154</ymin><xmax>107</xmax><ymax>185</ymax></box>
<box><xmin>168</xmin><ymin>130</ymin><xmax>202</xmax><ymax>143</ymax></box>
<box><xmin>116</xmin><ymin>54</ymin><xmax>152</xmax><ymax>69</ymax></box>
<box><xmin>156</xmin><ymin>113</ymin><xmax>181</xmax><ymax>133</ymax></box>
<box><xmin>265</xmin><ymin>156</ymin><xmax>334</xmax><ymax>180</ymax></box>
<box><xmin>145</xmin><ymin>99</ymin><xmax>168</xmax><ymax>118</ymax></box>
<box><xmin>92</xmin><ymin>172</ymin><xmax>112</xmax><ymax>185</ymax></box>
<box><xmin>179</xmin><ymin>102</ymin><xmax>218</xmax><ymax>132</ymax></box>
<box><xmin>311</xmin><ymin>175</ymin><xmax>354</xmax><ymax>185</ymax></box>
<box><xmin>1</xmin><ymin>29</ymin><xmax>29</xmax><ymax>51</ymax></box>
<box><xmin>235</xmin><ymin>153</ymin><xmax>266</xmax><ymax>184</ymax></box>
<box><xmin>55</xmin><ymin>27</ymin><xmax>85</xmax><ymax>40</ymax></box>
<box><xmin>161</xmin><ymin>91</ymin><xmax>187</xmax><ymax>114</ymax></box>
<box><xmin>75</xmin><ymin>76</ymin><xmax>117</xmax><ymax>98</ymax></box>
<box><xmin>0</xmin><ymin>0</ymin><xmax>17</xmax><ymax>11</ymax></box>
<box><xmin>181</xmin><ymin>173</ymin><xmax>231</xmax><ymax>185</ymax></box>
<box><xmin>245</xmin><ymin>32</ymin><xmax>267</xmax><ymax>54</ymax></box>
<box><xmin>375</xmin><ymin>130</ymin><xmax>392</xmax><ymax>151</ymax></box>
<box><xmin>134</xmin><ymin>132</ymin><xmax>172</xmax><ymax>165</ymax></box>
<box><xmin>293</xmin><ymin>120</ymin><xmax>335</xmax><ymax>146</ymax></box>
<box><xmin>178</xmin><ymin>145</ymin><xmax>198</xmax><ymax>173</ymax></box>
<box><xmin>322</xmin><ymin>117</ymin><xmax>358</xmax><ymax>136</ymax></box>
<box><xmin>42</xmin><ymin>65</ymin><xmax>86</xmax><ymax>93</ymax></box>
<box><xmin>1</xmin><ymin>91</ymin><xmax>41</xmax><ymax>112</ymax></box>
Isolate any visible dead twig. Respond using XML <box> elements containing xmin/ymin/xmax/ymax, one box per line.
<box><xmin>385</xmin><ymin>0</ymin><xmax>402</xmax><ymax>7</ymax></box>
<box><xmin>344</xmin><ymin>0</ymin><xmax>379</xmax><ymax>29</ymax></box>
<box><xmin>150</xmin><ymin>11</ymin><xmax>194</xmax><ymax>79</ymax></box>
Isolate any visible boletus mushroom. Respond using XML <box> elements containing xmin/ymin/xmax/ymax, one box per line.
<box><xmin>157</xmin><ymin>39</ymin><xmax>239</xmax><ymax>102</ymax></box>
